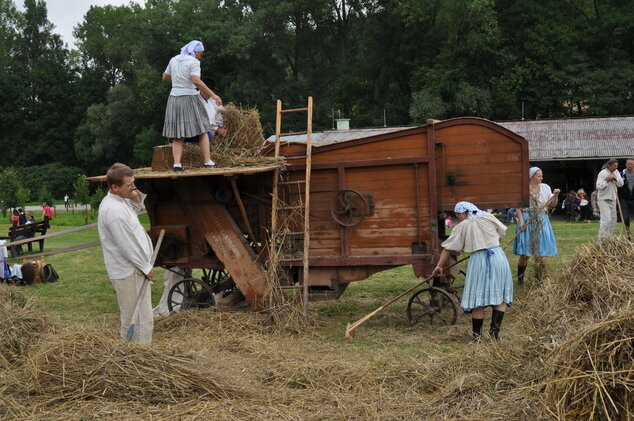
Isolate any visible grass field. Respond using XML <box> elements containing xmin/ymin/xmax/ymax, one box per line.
<box><xmin>0</xmin><ymin>211</ymin><xmax>610</xmax><ymax>332</ymax></box>
<box><xmin>2</xmin><ymin>210</ymin><xmax>631</xmax><ymax>420</ymax></box>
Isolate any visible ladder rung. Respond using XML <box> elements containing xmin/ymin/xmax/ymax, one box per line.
<box><xmin>285</xmin><ymin>155</ymin><xmax>308</xmax><ymax>160</ymax></box>
<box><xmin>276</xmin><ymin>285</ymin><xmax>302</xmax><ymax>290</ymax></box>
<box><xmin>280</xmin><ymin>107</ymin><xmax>309</xmax><ymax>114</ymax></box>
<box><xmin>278</xmin><ymin>205</ymin><xmax>305</xmax><ymax>210</ymax></box>
<box><xmin>278</xmin><ymin>180</ymin><xmax>306</xmax><ymax>185</ymax></box>
<box><xmin>285</xmin><ymin>232</ymin><xmax>304</xmax><ymax>236</ymax></box>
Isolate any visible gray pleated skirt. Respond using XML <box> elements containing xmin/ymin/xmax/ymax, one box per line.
<box><xmin>162</xmin><ymin>94</ymin><xmax>212</xmax><ymax>139</ymax></box>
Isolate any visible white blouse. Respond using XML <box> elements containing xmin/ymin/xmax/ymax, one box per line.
<box><xmin>441</xmin><ymin>212</ymin><xmax>507</xmax><ymax>253</ymax></box>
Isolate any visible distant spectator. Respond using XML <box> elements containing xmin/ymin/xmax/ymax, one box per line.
<box><xmin>575</xmin><ymin>189</ymin><xmax>593</xmax><ymax>222</ymax></box>
<box><xmin>64</xmin><ymin>194</ymin><xmax>70</xmax><ymax>210</ymax></box>
<box><xmin>10</xmin><ymin>209</ymin><xmax>19</xmax><ymax>225</ymax></box>
<box><xmin>618</xmin><ymin>157</ymin><xmax>634</xmax><ymax>233</ymax></box>
<box><xmin>42</xmin><ymin>202</ymin><xmax>54</xmax><ymax>221</ymax></box>
<box><xmin>18</xmin><ymin>208</ymin><xmax>26</xmax><ymax>225</ymax></box>
<box><xmin>591</xmin><ymin>190</ymin><xmax>600</xmax><ymax>220</ymax></box>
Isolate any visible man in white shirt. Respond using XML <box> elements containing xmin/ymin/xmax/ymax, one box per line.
<box><xmin>98</xmin><ymin>163</ymin><xmax>154</xmax><ymax>344</ymax></box>
<box><xmin>595</xmin><ymin>158</ymin><xmax>624</xmax><ymax>238</ymax></box>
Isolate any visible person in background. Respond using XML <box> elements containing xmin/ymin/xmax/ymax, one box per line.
<box><xmin>596</xmin><ymin>158</ymin><xmax>624</xmax><ymax>238</ymax></box>
<box><xmin>18</xmin><ymin>208</ymin><xmax>26</xmax><ymax>225</ymax></box>
<box><xmin>41</xmin><ymin>202</ymin><xmax>54</xmax><ymax>221</ymax></box>
<box><xmin>591</xmin><ymin>189</ymin><xmax>600</xmax><ymax>220</ymax></box>
<box><xmin>162</xmin><ymin>40</ymin><xmax>221</xmax><ymax>172</ymax></box>
<box><xmin>513</xmin><ymin>167</ymin><xmax>560</xmax><ymax>285</ymax></box>
<box><xmin>574</xmin><ymin>189</ymin><xmax>593</xmax><ymax>222</ymax></box>
<box><xmin>10</xmin><ymin>209</ymin><xmax>20</xmax><ymax>225</ymax></box>
<box><xmin>618</xmin><ymin>157</ymin><xmax>634</xmax><ymax>234</ymax></box>
<box><xmin>64</xmin><ymin>194</ymin><xmax>70</xmax><ymax>210</ymax></box>
<box><xmin>432</xmin><ymin>202</ymin><xmax>513</xmax><ymax>340</ymax></box>
<box><xmin>97</xmin><ymin>163</ymin><xmax>155</xmax><ymax>344</ymax></box>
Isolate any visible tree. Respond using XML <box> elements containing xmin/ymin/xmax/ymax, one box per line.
<box><xmin>73</xmin><ymin>174</ymin><xmax>90</xmax><ymax>224</ymax></box>
<box><xmin>15</xmin><ymin>186</ymin><xmax>32</xmax><ymax>209</ymax></box>
<box><xmin>0</xmin><ymin>167</ymin><xmax>21</xmax><ymax>216</ymax></box>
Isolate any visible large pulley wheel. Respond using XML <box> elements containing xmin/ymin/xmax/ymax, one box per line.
<box><xmin>167</xmin><ymin>278</ymin><xmax>215</xmax><ymax>312</ymax></box>
<box><xmin>407</xmin><ymin>286</ymin><xmax>459</xmax><ymax>326</ymax></box>
<box><xmin>330</xmin><ymin>189</ymin><xmax>367</xmax><ymax>227</ymax></box>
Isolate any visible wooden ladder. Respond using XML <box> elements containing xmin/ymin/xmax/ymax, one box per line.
<box><xmin>270</xmin><ymin>97</ymin><xmax>314</xmax><ymax>314</ymax></box>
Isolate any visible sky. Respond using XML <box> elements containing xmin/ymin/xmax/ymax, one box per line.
<box><xmin>17</xmin><ymin>0</ymin><xmax>132</xmax><ymax>48</ymax></box>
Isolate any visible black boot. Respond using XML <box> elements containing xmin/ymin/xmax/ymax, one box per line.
<box><xmin>472</xmin><ymin>318</ymin><xmax>483</xmax><ymax>341</ymax></box>
<box><xmin>517</xmin><ymin>264</ymin><xmax>527</xmax><ymax>285</ymax></box>
<box><xmin>489</xmin><ymin>310</ymin><xmax>505</xmax><ymax>340</ymax></box>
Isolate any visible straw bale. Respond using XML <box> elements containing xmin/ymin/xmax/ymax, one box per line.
<box><xmin>559</xmin><ymin>235</ymin><xmax>634</xmax><ymax>317</ymax></box>
<box><xmin>0</xmin><ymin>285</ymin><xmax>56</xmax><ymax>369</ymax></box>
<box><xmin>19</xmin><ymin>325</ymin><xmax>247</xmax><ymax>404</ymax></box>
<box><xmin>152</xmin><ymin>103</ymin><xmax>273</xmax><ymax>171</ymax></box>
<box><xmin>544</xmin><ymin>311</ymin><xmax>634</xmax><ymax>420</ymax></box>
<box><xmin>216</xmin><ymin>103</ymin><xmax>265</xmax><ymax>153</ymax></box>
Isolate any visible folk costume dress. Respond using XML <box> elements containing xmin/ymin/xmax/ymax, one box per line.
<box><xmin>441</xmin><ymin>206</ymin><xmax>513</xmax><ymax>313</ymax></box>
<box><xmin>162</xmin><ymin>41</ymin><xmax>212</xmax><ymax>140</ymax></box>
<box><xmin>513</xmin><ymin>183</ymin><xmax>558</xmax><ymax>257</ymax></box>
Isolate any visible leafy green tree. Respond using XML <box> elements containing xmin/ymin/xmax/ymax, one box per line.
<box><xmin>89</xmin><ymin>187</ymin><xmax>106</xmax><ymax>218</ymax></box>
<box><xmin>16</xmin><ymin>186</ymin><xmax>32</xmax><ymax>209</ymax></box>
<box><xmin>37</xmin><ymin>185</ymin><xmax>54</xmax><ymax>208</ymax></box>
<box><xmin>73</xmin><ymin>174</ymin><xmax>90</xmax><ymax>223</ymax></box>
<box><xmin>0</xmin><ymin>168</ymin><xmax>21</xmax><ymax>216</ymax></box>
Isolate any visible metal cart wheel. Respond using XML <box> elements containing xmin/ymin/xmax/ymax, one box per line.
<box><xmin>407</xmin><ymin>286</ymin><xmax>459</xmax><ymax>326</ymax></box>
<box><xmin>167</xmin><ymin>278</ymin><xmax>215</xmax><ymax>312</ymax></box>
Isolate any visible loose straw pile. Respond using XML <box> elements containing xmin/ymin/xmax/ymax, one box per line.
<box><xmin>181</xmin><ymin>103</ymin><xmax>282</xmax><ymax>168</ymax></box>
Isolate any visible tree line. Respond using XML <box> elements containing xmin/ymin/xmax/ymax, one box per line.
<box><xmin>1</xmin><ymin>0</ymin><xmax>633</xmax><ymax>204</ymax></box>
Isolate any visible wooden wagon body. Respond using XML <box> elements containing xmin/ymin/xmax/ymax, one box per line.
<box><xmin>129</xmin><ymin>117</ymin><xmax>527</xmax><ymax>310</ymax></box>
<box><xmin>266</xmin><ymin>117</ymin><xmax>528</xmax><ymax>298</ymax></box>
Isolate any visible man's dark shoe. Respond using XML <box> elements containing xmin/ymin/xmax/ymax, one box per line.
<box><xmin>173</xmin><ymin>166</ymin><xmax>184</xmax><ymax>172</ymax></box>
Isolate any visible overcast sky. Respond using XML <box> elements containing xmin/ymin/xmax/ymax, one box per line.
<box><xmin>17</xmin><ymin>0</ymin><xmax>133</xmax><ymax>48</ymax></box>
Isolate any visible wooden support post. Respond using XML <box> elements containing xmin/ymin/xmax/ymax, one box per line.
<box><xmin>271</xmin><ymin>99</ymin><xmax>283</xmax><ymax>235</ymax></box>
<box><xmin>302</xmin><ymin>96</ymin><xmax>313</xmax><ymax>315</ymax></box>
<box><xmin>229</xmin><ymin>176</ymin><xmax>260</xmax><ymax>253</ymax></box>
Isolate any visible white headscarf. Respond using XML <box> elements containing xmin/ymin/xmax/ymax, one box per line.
<box><xmin>454</xmin><ymin>201</ymin><xmax>485</xmax><ymax>220</ymax></box>
<box><xmin>180</xmin><ymin>40</ymin><xmax>204</xmax><ymax>57</ymax></box>
<box><xmin>529</xmin><ymin>167</ymin><xmax>541</xmax><ymax>179</ymax></box>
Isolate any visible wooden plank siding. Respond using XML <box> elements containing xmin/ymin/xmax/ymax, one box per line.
<box><xmin>432</xmin><ymin>120</ymin><xmax>529</xmax><ymax>210</ymax></box>
<box><xmin>267</xmin><ymin>117</ymin><xmax>528</xmax><ymax>289</ymax></box>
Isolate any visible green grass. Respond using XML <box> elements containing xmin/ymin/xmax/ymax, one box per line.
<box><xmin>0</xmin><ymin>215</ymin><xmax>618</xmax><ymax>332</ymax></box>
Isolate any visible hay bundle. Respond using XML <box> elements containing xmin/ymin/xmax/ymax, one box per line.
<box><xmin>559</xmin><ymin>235</ymin><xmax>634</xmax><ymax>317</ymax></box>
<box><xmin>544</xmin><ymin>311</ymin><xmax>634</xmax><ymax>420</ymax></box>
<box><xmin>20</xmin><ymin>325</ymin><xmax>245</xmax><ymax>403</ymax></box>
<box><xmin>0</xmin><ymin>285</ymin><xmax>55</xmax><ymax>369</ymax></box>
<box><xmin>216</xmin><ymin>104</ymin><xmax>265</xmax><ymax>153</ymax></box>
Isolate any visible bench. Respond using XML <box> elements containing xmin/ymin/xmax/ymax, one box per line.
<box><xmin>0</xmin><ymin>217</ymin><xmax>50</xmax><ymax>257</ymax></box>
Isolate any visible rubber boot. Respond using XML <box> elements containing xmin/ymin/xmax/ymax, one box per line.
<box><xmin>517</xmin><ymin>264</ymin><xmax>527</xmax><ymax>286</ymax></box>
<box><xmin>489</xmin><ymin>310</ymin><xmax>505</xmax><ymax>340</ymax></box>
<box><xmin>472</xmin><ymin>318</ymin><xmax>483</xmax><ymax>341</ymax></box>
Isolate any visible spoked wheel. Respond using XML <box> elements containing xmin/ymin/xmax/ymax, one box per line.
<box><xmin>167</xmin><ymin>278</ymin><xmax>215</xmax><ymax>312</ymax></box>
<box><xmin>407</xmin><ymin>286</ymin><xmax>459</xmax><ymax>326</ymax></box>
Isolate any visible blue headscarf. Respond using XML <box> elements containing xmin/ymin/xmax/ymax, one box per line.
<box><xmin>454</xmin><ymin>201</ymin><xmax>485</xmax><ymax>220</ymax></box>
<box><xmin>180</xmin><ymin>40</ymin><xmax>204</xmax><ymax>57</ymax></box>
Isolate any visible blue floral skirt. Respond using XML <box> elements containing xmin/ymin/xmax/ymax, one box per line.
<box><xmin>461</xmin><ymin>247</ymin><xmax>513</xmax><ymax>313</ymax></box>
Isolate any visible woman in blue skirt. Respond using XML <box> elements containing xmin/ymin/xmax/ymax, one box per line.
<box><xmin>513</xmin><ymin>167</ymin><xmax>560</xmax><ymax>285</ymax></box>
<box><xmin>432</xmin><ymin>202</ymin><xmax>513</xmax><ymax>340</ymax></box>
